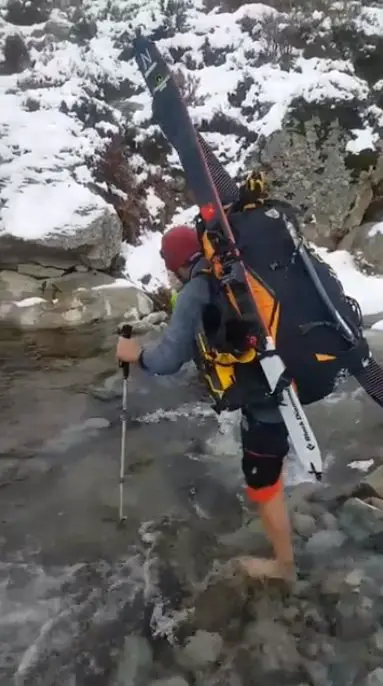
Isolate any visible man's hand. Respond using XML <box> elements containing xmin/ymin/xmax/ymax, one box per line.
<box><xmin>116</xmin><ymin>336</ymin><xmax>142</xmax><ymax>364</ymax></box>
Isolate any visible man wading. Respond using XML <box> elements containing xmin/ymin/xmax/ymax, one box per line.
<box><xmin>116</xmin><ymin>176</ymin><xmax>371</xmax><ymax>582</ymax></box>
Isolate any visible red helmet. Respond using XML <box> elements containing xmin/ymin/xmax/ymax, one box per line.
<box><xmin>160</xmin><ymin>225</ymin><xmax>201</xmax><ymax>273</ymax></box>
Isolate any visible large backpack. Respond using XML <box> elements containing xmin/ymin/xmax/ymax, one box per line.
<box><xmin>194</xmin><ymin>198</ymin><xmax>367</xmax><ymax>410</ymax></box>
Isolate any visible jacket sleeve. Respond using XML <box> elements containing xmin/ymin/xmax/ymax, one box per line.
<box><xmin>140</xmin><ymin>278</ymin><xmax>209</xmax><ymax>375</ymax></box>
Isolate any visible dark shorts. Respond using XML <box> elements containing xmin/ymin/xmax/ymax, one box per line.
<box><xmin>240</xmin><ymin>409</ymin><xmax>289</xmax><ymax>502</ymax></box>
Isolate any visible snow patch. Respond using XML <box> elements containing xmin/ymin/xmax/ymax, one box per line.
<box><xmin>1</xmin><ymin>181</ymin><xmax>110</xmax><ymax>240</ymax></box>
<box><xmin>349</xmin><ymin>459</ymin><xmax>374</xmax><ymax>472</ymax></box>
<box><xmin>122</xmin><ymin>231</ymin><xmax>170</xmax><ymax>293</ymax></box>
<box><xmin>346</xmin><ymin>127</ymin><xmax>378</xmax><ymax>153</ymax></box>
<box><xmin>15</xmin><ymin>297</ymin><xmax>46</xmax><ymax>308</ymax></box>
<box><xmin>369</xmin><ymin>222</ymin><xmax>383</xmax><ymax>238</ymax></box>
<box><xmin>371</xmin><ymin>319</ymin><xmax>383</xmax><ymax>332</ymax></box>
<box><xmin>316</xmin><ymin>247</ymin><xmax>383</xmax><ymax>316</ymax></box>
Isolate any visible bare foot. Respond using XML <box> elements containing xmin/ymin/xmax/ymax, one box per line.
<box><xmin>237</xmin><ymin>556</ymin><xmax>296</xmax><ymax>582</ymax></box>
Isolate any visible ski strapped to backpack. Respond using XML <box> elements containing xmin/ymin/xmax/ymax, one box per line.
<box><xmin>133</xmin><ymin>34</ymin><xmax>323</xmax><ymax>479</ymax></box>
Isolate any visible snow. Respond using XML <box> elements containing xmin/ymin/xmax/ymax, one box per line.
<box><xmin>369</xmin><ymin>222</ymin><xmax>383</xmax><ymax>238</ymax></box>
<box><xmin>15</xmin><ymin>297</ymin><xmax>46</xmax><ymax>308</ymax></box>
<box><xmin>346</xmin><ymin>127</ymin><xmax>378</xmax><ymax>153</ymax></box>
<box><xmin>1</xmin><ymin>180</ymin><xmax>109</xmax><ymax>240</ymax></box>
<box><xmin>349</xmin><ymin>459</ymin><xmax>374</xmax><ymax>472</ymax></box>
<box><xmin>122</xmin><ymin>231</ymin><xmax>169</xmax><ymax>293</ymax></box>
<box><xmin>316</xmin><ymin>247</ymin><xmax>383</xmax><ymax>316</ymax></box>
<box><xmin>371</xmin><ymin>320</ymin><xmax>383</xmax><ymax>332</ymax></box>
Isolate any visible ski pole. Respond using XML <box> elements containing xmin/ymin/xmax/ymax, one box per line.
<box><xmin>117</xmin><ymin>323</ymin><xmax>133</xmax><ymax>526</ymax></box>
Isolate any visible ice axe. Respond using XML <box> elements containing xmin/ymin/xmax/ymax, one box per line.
<box><xmin>117</xmin><ymin>322</ymin><xmax>133</xmax><ymax>527</ymax></box>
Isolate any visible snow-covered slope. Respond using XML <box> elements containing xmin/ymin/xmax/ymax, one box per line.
<box><xmin>0</xmin><ymin>0</ymin><xmax>382</xmax><ymax>301</ymax></box>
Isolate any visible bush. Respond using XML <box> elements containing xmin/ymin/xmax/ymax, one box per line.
<box><xmin>94</xmin><ymin>134</ymin><xmax>144</xmax><ymax>244</ymax></box>
<box><xmin>259</xmin><ymin>14</ymin><xmax>294</xmax><ymax>64</ymax></box>
<box><xmin>174</xmin><ymin>68</ymin><xmax>204</xmax><ymax>107</ymax></box>
<box><xmin>5</xmin><ymin>0</ymin><xmax>51</xmax><ymax>26</ymax></box>
<box><xmin>3</xmin><ymin>34</ymin><xmax>30</xmax><ymax>74</ymax></box>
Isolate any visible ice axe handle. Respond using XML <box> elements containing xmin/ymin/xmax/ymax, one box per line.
<box><xmin>117</xmin><ymin>323</ymin><xmax>133</xmax><ymax>380</ymax></box>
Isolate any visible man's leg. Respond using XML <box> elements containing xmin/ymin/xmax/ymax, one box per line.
<box><xmin>239</xmin><ymin>413</ymin><xmax>295</xmax><ymax>580</ymax></box>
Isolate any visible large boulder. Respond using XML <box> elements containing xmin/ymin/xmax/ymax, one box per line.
<box><xmin>339</xmin><ymin>221</ymin><xmax>383</xmax><ymax>274</ymax></box>
<box><xmin>0</xmin><ymin>270</ymin><xmax>154</xmax><ymax>357</ymax></box>
<box><xmin>0</xmin><ymin>182</ymin><xmax>122</xmax><ymax>272</ymax></box>
<box><xmin>248</xmin><ymin>102</ymin><xmax>383</xmax><ymax>250</ymax></box>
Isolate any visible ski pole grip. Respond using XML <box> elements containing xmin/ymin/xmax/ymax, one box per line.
<box><xmin>118</xmin><ymin>323</ymin><xmax>133</xmax><ymax>340</ymax></box>
<box><xmin>117</xmin><ymin>323</ymin><xmax>133</xmax><ymax>379</ymax></box>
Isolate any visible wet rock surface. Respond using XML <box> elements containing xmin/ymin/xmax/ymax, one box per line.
<box><xmin>0</xmin><ymin>335</ymin><xmax>383</xmax><ymax>685</ymax></box>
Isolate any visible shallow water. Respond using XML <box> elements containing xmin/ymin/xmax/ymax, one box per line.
<box><xmin>0</xmin><ymin>335</ymin><xmax>382</xmax><ymax>685</ymax></box>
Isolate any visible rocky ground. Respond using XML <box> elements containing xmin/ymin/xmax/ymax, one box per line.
<box><xmin>0</xmin><ymin>330</ymin><xmax>383</xmax><ymax>686</ymax></box>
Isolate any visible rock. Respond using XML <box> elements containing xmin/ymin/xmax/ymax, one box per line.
<box><xmin>319</xmin><ymin>512</ymin><xmax>338</xmax><ymax>530</ymax></box>
<box><xmin>250</xmin><ymin>109</ymin><xmax>383</xmax><ymax>249</ymax></box>
<box><xmin>194</xmin><ymin>663</ymin><xmax>242</xmax><ymax>686</ymax></box>
<box><xmin>133</xmin><ymin>311</ymin><xmax>168</xmax><ymax>335</ymax></box>
<box><xmin>305</xmin><ymin>529</ymin><xmax>346</xmax><ymax>555</ymax></box>
<box><xmin>320</xmin><ymin>569</ymin><xmax>347</xmax><ymax>596</ymax></box>
<box><xmin>303</xmin><ymin>661</ymin><xmax>329</xmax><ymax>686</ymax></box>
<box><xmin>151</xmin><ymin>679</ymin><xmax>189</xmax><ymax>686</ymax></box>
<box><xmin>243</xmin><ymin>619</ymin><xmax>301</xmax><ymax>673</ymax></box>
<box><xmin>177</xmin><ymin>631</ymin><xmax>223</xmax><ymax>670</ymax></box>
<box><xmin>338</xmin><ymin>498</ymin><xmax>383</xmax><ymax>542</ymax></box>
<box><xmin>149</xmin><ymin>679</ymin><xmax>189</xmax><ymax>686</ymax></box>
<box><xmin>0</xmin><ymin>193</ymin><xmax>122</xmax><ymax>271</ymax></box>
<box><xmin>0</xmin><ymin>270</ymin><xmax>40</xmax><ymax>300</ymax></box>
<box><xmin>192</xmin><ymin>567</ymin><xmax>249</xmax><ymax>633</ymax></box>
<box><xmin>363</xmin><ymin>465</ymin><xmax>383</xmax><ymax>499</ymax></box>
<box><xmin>292</xmin><ymin>512</ymin><xmax>317</xmax><ymax>537</ymax></box>
<box><xmin>335</xmin><ymin>592</ymin><xmax>375</xmax><ymax>639</ymax></box>
<box><xmin>344</xmin><ymin>569</ymin><xmax>364</xmax><ymax>588</ymax></box>
<box><xmin>365</xmin><ymin>668</ymin><xmax>383</xmax><ymax>686</ymax></box>
<box><xmin>340</xmin><ymin>222</ymin><xmax>383</xmax><ymax>274</ymax></box>
<box><xmin>366</xmin><ymin>498</ymin><xmax>383</xmax><ymax>512</ymax></box>
<box><xmin>0</xmin><ymin>270</ymin><xmax>154</xmax><ymax>357</ymax></box>
<box><xmin>286</xmin><ymin>482</ymin><xmax>321</xmax><ymax>510</ymax></box>
<box><xmin>111</xmin><ymin>635</ymin><xmax>153</xmax><ymax>686</ymax></box>
<box><xmin>17</xmin><ymin>263</ymin><xmax>67</xmax><ymax>279</ymax></box>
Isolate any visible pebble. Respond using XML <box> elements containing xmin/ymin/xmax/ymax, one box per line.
<box><xmin>365</xmin><ymin>668</ymin><xmax>383</xmax><ymax>686</ymax></box>
<box><xmin>177</xmin><ymin>631</ymin><xmax>223</xmax><ymax>670</ymax></box>
<box><xmin>320</xmin><ymin>512</ymin><xmax>338</xmax><ymax>530</ymax></box>
<box><xmin>305</xmin><ymin>529</ymin><xmax>346</xmax><ymax>555</ymax></box>
<box><xmin>344</xmin><ymin>569</ymin><xmax>364</xmax><ymax>587</ymax></box>
<box><xmin>150</xmin><ymin>678</ymin><xmax>189</xmax><ymax>686</ymax></box>
<box><xmin>335</xmin><ymin>594</ymin><xmax>375</xmax><ymax>640</ymax></box>
<box><xmin>320</xmin><ymin>569</ymin><xmax>346</xmax><ymax>596</ymax></box>
<box><xmin>244</xmin><ymin>619</ymin><xmax>300</xmax><ymax>672</ymax></box>
<box><xmin>292</xmin><ymin>512</ymin><xmax>317</xmax><ymax>537</ymax></box>
<box><xmin>338</xmin><ymin>498</ymin><xmax>383</xmax><ymax>542</ymax></box>
<box><xmin>372</xmin><ymin>630</ymin><xmax>383</xmax><ymax>652</ymax></box>
<box><xmin>304</xmin><ymin>660</ymin><xmax>329</xmax><ymax>686</ymax></box>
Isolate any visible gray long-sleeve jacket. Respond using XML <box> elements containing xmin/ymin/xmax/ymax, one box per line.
<box><xmin>140</xmin><ymin>259</ymin><xmax>282</xmax><ymax>423</ymax></box>
<box><xmin>140</xmin><ymin>259</ymin><xmax>210</xmax><ymax>375</ymax></box>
